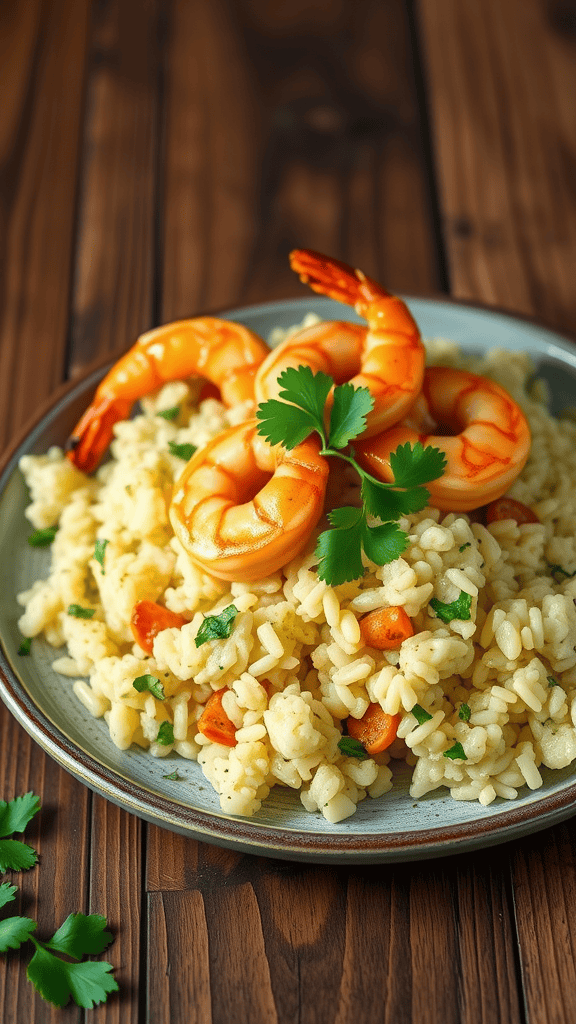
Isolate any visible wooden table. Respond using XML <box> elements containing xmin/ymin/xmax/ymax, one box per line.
<box><xmin>2</xmin><ymin>1</ymin><xmax>576</xmax><ymax>1020</ymax></box>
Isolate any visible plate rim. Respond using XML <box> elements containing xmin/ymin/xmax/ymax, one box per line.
<box><xmin>2</xmin><ymin>293</ymin><xmax>576</xmax><ymax>862</ymax></box>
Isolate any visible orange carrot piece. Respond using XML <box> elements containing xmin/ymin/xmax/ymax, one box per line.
<box><xmin>197</xmin><ymin>687</ymin><xmax>237</xmax><ymax>747</ymax></box>
<box><xmin>130</xmin><ymin>600</ymin><xmax>188</xmax><ymax>655</ymax></box>
<box><xmin>485</xmin><ymin>497</ymin><xmax>539</xmax><ymax>525</ymax></box>
<box><xmin>359</xmin><ymin>605</ymin><xmax>414</xmax><ymax>650</ymax></box>
<box><xmin>347</xmin><ymin>704</ymin><xmax>401</xmax><ymax>754</ymax></box>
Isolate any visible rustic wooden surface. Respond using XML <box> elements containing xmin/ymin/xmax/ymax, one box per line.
<box><xmin>1</xmin><ymin>0</ymin><xmax>576</xmax><ymax>1020</ymax></box>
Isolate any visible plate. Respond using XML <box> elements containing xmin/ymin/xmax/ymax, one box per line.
<box><xmin>2</xmin><ymin>295</ymin><xmax>576</xmax><ymax>863</ymax></box>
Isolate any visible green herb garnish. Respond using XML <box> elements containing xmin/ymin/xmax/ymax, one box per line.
<box><xmin>27</xmin><ymin>526</ymin><xmax>57</xmax><ymax>547</ymax></box>
<box><xmin>256</xmin><ymin>366</ymin><xmax>446</xmax><ymax>586</ymax></box>
<box><xmin>458</xmin><ymin>703</ymin><xmax>471</xmax><ymax>722</ymax></box>
<box><xmin>93</xmin><ymin>539</ymin><xmax>109</xmax><ymax>573</ymax></box>
<box><xmin>156</xmin><ymin>406</ymin><xmax>180</xmax><ymax>420</ymax></box>
<box><xmin>429</xmin><ymin>591</ymin><xmax>472</xmax><ymax>624</ymax></box>
<box><xmin>0</xmin><ymin>793</ymin><xmax>40</xmax><ymax>873</ymax></box>
<box><xmin>547</xmin><ymin>675</ymin><xmax>559</xmax><ymax>687</ymax></box>
<box><xmin>17</xmin><ymin>637</ymin><xmax>32</xmax><ymax>656</ymax></box>
<box><xmin>162</xmin><ymin>771</ymin><xmax>181</xmax><ymax>781</ymax></box>
<box><xmin>195</xmin><ymin>605</ymin><xmax>238</xmax><ymax>648</ymax></box>
<box><xmin>168</xmin><ymin>441</ymin><xmax>197</xmax><ymax>461</ymax></box>
<box><xmin>67</xmin><ymin>605</ymin><xmax>95</xmax><ymax>619</ymax></box>
<box><xmin>459</xmin><ymin>542</ymin><xmax>471</xmax><ymax>552</ymax></box>
<box><xmin>337</xmin><ymin>736</ymin><xmax>368</xmax><ymax>760</ymax></box>
<box><xmin>156</xmin><ymin>722</ymin><xmax>174</xmax><ymax>746</ymax></box>
<box><xmin>411</xmin><ymin>704</ymin><xmax>433</xmax><ymax>725</ymax></box>
<box><xmin>443</xmin><ymin>742</ymin><xmax>466</xmax><ymax>761</ymax></box>
<box><xmin>133</xmin><ymin>674</ymin><xmax>166</xmax><ymax>700</ymax></box>
<box><xmin>547</xmin><ymin>562</ymin><xmax>576</xmax><ymax>581</ymax></box>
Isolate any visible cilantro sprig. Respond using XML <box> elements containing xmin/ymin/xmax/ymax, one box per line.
<box><xmin>0</xmin><ymin>793</ymin><xmax>40</xmax><ymax>873</ymax></box>
<box><xmin>256</xmin><ymin>366</ymin><xmax>446</xmax><ymax>585</ymax></box>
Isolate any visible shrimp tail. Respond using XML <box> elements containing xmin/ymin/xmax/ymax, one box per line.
<box><xmin>66</xmin><ymin>395</ymin><xmax>132</xmax><ymax>473</ymax></box>
<box><xmin>289</xmin><ymin>248</ymin><xmax>386</xmax><ymax>313</ymax></box>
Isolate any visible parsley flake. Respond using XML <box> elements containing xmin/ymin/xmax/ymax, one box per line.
<box><xmin>443</xmin><ymin>742</ymin><xmax>466</xmax><ymax>761</ymax></box>
<box><xmin>67</xmin><ymin>605</ymin><xmax>95</xmax><ymax>619</ymax></box>
<box><xmin>459</xmin><ymin>542</ymin><xmax>471</xmax><ymax>552</ymax></box>
<box><xmin>27</xmin><ymin>526</ymin><xmax>57</xmax><ymax>547</ymax></box>
<box><xmin>93</xmin><ymin>539</ymin><xmax>109</xmax><ymax>573</ymax></box>
<box><xmin>458</xmin><ymin>703</ymin><xmax>472</xmax><ymax>722</ymax></box>
<box><xmin>168</xmin><ymin>441</ymin><xmax>197</xmax><ymax>461</ymax></box>
<box><xmin>547</xmin><ymin>675</ymin><xmax>559</xmax><ymax>687</ymax></box>
<box><xmin>133</xmin><ymin>674</ymin><xmax>165</xmax><ymax>700</ymax></box>
<box><xmin>162</xmin><ymin>771</ymin><xmax>181</xmax><ymax>781</ymax></box>
<box><xmin>156</xmin><ymin>722</ymin><xmax>174</xmax><ymax>746</ymax></box>
<box><xmin>547</xmin><ymin>562</ymin><xmax>576</xmax><ymax>581</ymax></box>
<box><xmin>156</xmin><ymin>405</ymin><xmax>180</xmax><ymax>420</ymax></box>
<box><xmin>337</xmin><ymin>736</ymin><xmax>368</xmax><ymax>760</ymax></box>
<box><xmin>429</xmin><ymin>591</ymin><xmax>472</xmax><ymax>623</ymax></box>
<box><xmin>195</xmin><ymin>605</ymin><xmax>238</xmax><ymax>647</ymax></box>
<box><xmin>18</xmin><ymin>637</ymin><xmax>32</xmax><ymax>656</ymax></box>
<box><xmin>411</xmin><ymin>704</ymin><xmax>433</xmax><ymax>725</ymax></box>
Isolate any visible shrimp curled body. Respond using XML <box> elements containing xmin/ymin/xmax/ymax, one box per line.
<box><xmin>255</xmin><ymin>249</ymin><xmax>426</xmax><ymax>438</ymax></box>
<box><xmin>354</xmin><ymin>367</ymin><xmax>531</xmax><ymax>512</ymax></box>
<box><xmin>67</xmin><ymin>318</ymin><xmax>270</xmax><ymax>473</ymax></box>
<box><xmin>169</xmin><ymin>420</ymin><xmax>329</xmax><ymax>581</ymax></box>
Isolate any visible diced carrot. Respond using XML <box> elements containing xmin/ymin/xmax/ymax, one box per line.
<box><xmin>197</xmin><ymin>687</ymin><xmax>237</xmax><ymax>746</ymax></box>
<box><xmin>347</xmin><ymin>704</ymin><xmax>401</xmax><ymax>754</ymax></box>
<box><xmin>130</xmin><ymin>600</ymin><xmax>188</xmax><ymax>655</ymax></box>
<box><xmin>485</xmin><ymin>497</ymin><xmax>539</xmax><ymax>525</ymax></box>
<box><xmin>359</xmin><ymin>605</ymin><xmax>414</xmax><ymax>650</ymax></box>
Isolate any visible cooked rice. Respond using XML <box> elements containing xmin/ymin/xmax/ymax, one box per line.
<box><xmin>16</xmin><ymin>324</ymin><xmax>576</xmax><ymax>823</ymax></box>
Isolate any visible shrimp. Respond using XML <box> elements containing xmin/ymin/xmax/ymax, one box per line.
<box><xmin>254</xmin><ymin>249</ymin><xmax>426</xmax><ymax>437</ymax></box>
<box><xmin>67</xmin><ymin>318</ymin><xmax>270</xmax><ymax>473</ymax></box>
<box><xmin>169</xmin><ymin>419</ymin><xmax>329</xmax><ymax>581</ymax></box>
<box><xmin>354</xmin><ymin>367</ymin><xmax>531</xmax><ymax>512</ymax></box>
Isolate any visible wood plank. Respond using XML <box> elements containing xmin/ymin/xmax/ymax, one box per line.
<box><xmin>147</xmin><ymin>891</ymin><xmax>212</xmax><ymax>1024</ymax></box>
<box><xmin>0</xmin><ymin>0</ymin><xmax>91</xmax><ymax>445</ymax></box>
<box><xmin>417</xmin><ymin>0</ymin><xmax>576</xmax><ymax>332</ymax></box>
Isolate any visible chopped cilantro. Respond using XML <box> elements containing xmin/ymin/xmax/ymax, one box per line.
<box><xmin>156</xmin><ymin>405</ymin><xmax>180</xmax><ymax>420</ymax></box>
<box><xmin>411</xmin><ymin>704</ymin><xmax>433</xmax><ymax>725</ymax></box>
<box><xmin>168</xmin><ymin>441</ymin><xmax>197</xmax><ymax>461</ymax></box>
<box><xmin>443</xmin><ymin>742</ymin><xmax>466</xmax><ymax>761</ymax></box>
<box><xmin>162</xmin><ymin>771</ymin><xmax>181</xmax><ymax>781</ymax></box>
<box><xmin>459</xmin><ymin>542</ymin><xmax>471</xmax><ymax>552</ymax></box>
<box><xmin>547</xmin><ymin>562</ymin><xmax>576</xmax><ymax>581</ymax></box>
<box><xmin>195</xmin><ymin>605</ymin><xmax>238</xmax><ymax>647</ymax></box>
<box><xmin>256</xmin><ymin>366</ymin><xmax>446</xmax><ymax>586</ymax></box>
<box><xmin>93</xmin><ymin>539</ymin><xmax>109</xmax><ymax>573</ymax></box>
<box><xmin>156</xmin><ymin>722</ymin><xmax>174</xmax><ymax>746</ymax></box>
<box><xmin>458</xmin><ymin>703</ymin><xmax>471</xmax><ymax>722</ymax></box>
<box><xmin>17</xmin><ymin>637</ymin><xmax>32</xmax><ymax>656</ymax></box>
<box><xmin>133</xmin><ymin>674</ymin><xmax>165</xmax><ymax>700</ymax></box>
<box><xmin>27</xmin><ymin>526</ymin><xmax>57</xmax><ymax>547</ymax></box>
<box><xmin>547</xmin><ymin>675</ymin><xmax>559</xmax><ymax>687</ymax></box>
<box><xmin>429</xmin><ymin>591</ymin><xmax>472</xmax><ymax>623</ymax></box>
<box><xmin>67</xmin><ymin>605</ymin><xmax>95</xmax><ymax>619</ymax></box>
<box><xmin>337</xmin><ymin>736</ymin><xmax>368</xmax><ymax>760</ymax></box>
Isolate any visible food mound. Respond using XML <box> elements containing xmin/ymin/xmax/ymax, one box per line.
<box><xmin>17</xmin><ymin>323</ymin><xmax>576</xmax><ymax>824</ymax></box>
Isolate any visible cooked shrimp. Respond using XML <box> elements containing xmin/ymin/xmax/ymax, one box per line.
<box><xmin>67</xmin><ymin>318</ymin><xmax>270</xmax><ymax>473</ymax></box>
<box><xmin>258</xmin><ymin>249</ymin><xmax>425</xmax><ymax>437</ymax></box>
<box><xmin>169</xmin><ymin>420</ymin><xmax>329</xmax><ymax>581</ymax></box>
<box><xmin>354</xmin><ymin>367</ymin><xmax>531</xmax><ymax>512</ymax></box>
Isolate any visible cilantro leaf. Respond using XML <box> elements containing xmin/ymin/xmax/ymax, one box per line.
<box><xmin>133</xmin><ymin>674</ymin><xmax>166</xmax><ymax>700</ymax></box>
<box><xmin>256</xmin><ymin>399</ymin><xmax>319</xmax><ymax>449</ymax></box>
<box><xmin>411</xmin><ymin>704</ymin><xmax>433</xmax><ymax>725</ymax></box>
<box><xmin>0</xmin><ymin>882</ymin><xmax>18</xmax><ymax>910</ymax></box>
<box><xmin>156</xmin><ymin>722</ymin><xmax>174</xmax><ymax>746</ymax></box>
<box><xmin>156</xmin><ymin>405</ymin><xmax>180</xmax><ymax>420</ymax></box>
<box><xmin>46</xmin><ymin>913</ymin><xmax>113</xmax><ymax>959</ymax></box>
<box><xmin>548</xmin><ymin>675</ymin><xmax>559</xmax><ymax>687</ymax></box>
<box><xmin>195</xmin><ymin>605</ymin><xmax>238</xmax><ymax>647</ymax></box>
<box><xmin>0</xmin><ymin>916</ymin><xmax>37</xmax><ymax>952</ymax></box>
<box><xmin>327</xmin><ymin>505</ymin><xmax>363</xmax><ymax>530</ymax></box>
<box><xmin>459</xmin><ymin>703</ymin><xmax>472</xmax><ymax>722</ymax></box>
<box><xmin>27</xmin><ymin>526</ymin><xmax>57</xmax><ymax>547</ymax></box>
<box><xmin>338</xmin><ymin>736</ymin><xmax>368</xmax><ymax>760</ymax></box>
<box><xmin>162</xmin><ymin>770</ymin><xmax>181</xmax><ymax>781</ymax></box>
<box><xmin>443</xmin><ymin>742</ymin><xmax>466</xmax><ymax>761</ymax></box>
<box><xmin>548</xmin><ymin>562</ymin><xmax>576</xmax><ymax>581</ymax></box>
<box><xmin>360</xmin><ymin>474</ymin><xmax>429</xmax><ymax>520</ymax></box>
<box><xmin>94</xmin><ymin>539</ymin><xmax>109</xmax><ymax>573</ymax></box>
<box><xmin>362</xmin><ymin>521</ymin><xmax>409</xmax><ymax>566</ymax></box>
<box><xmin>459</xmin><ymin>542</ymin><xmax>471</xmax><ymax>552</ymax></box>
<box><xmin>316</xmin><ymin>516</ymin><xmax>365</xmax><ymax>585</ymax></box>
<box><xmin>67</xmin><ymin>605</ymin><xmax>95</xmax><ymax>619</ymax></box>
<box><xmin>429</xmin><ymin>592</ymin><xmax>472</xmax><ymax>623</ymax></box>
<box><xmin>168</xmin><ymin>441</ymin><xmax>197</xmax><ymax>461</ymax></box>
<box><xmin>27</xmin><ymin>942</ymin><xmax>118</xmax><ymax>1009</ymax></box>
<box><xmin>328</xmin><ymin>382</ymin><xmax>373</xmax><ymax>449</ymax></box>
<box><xmin>0</xmin><ymin>840</ymin><xmax>38</xmax><ymax>873</ymax></box>
<box><xmin>0</xmin><ymin>792</ymin><xmax>41</xmax><ymax>838</ymax></box>
<box><xmin>389</xmin><ymin>442</ymin><xmax>447</xmax><ymax>487</ymax></box>
<box><xmin>277</xmin><ymin>365</ymin><xmax>333</xmax><ymax>424</ymax></box>
<box><xmin>18</xmin><ymin>637</ymin><xmax>32</xmax><ymax>656</ymax></box>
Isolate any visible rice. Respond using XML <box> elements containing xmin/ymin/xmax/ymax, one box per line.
<box><xmin>16</xmin><ymin>327</ymin><xmax>576</xmax><ymax>823</ymax></box>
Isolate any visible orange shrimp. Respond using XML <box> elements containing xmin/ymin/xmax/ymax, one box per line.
<box><xmin>67</xmin><ymin>318</ymin><xmax>270</xmax><ymax>473</ymax></box>
<box><xmin>255</xmin><ymin>249</ymin><xmax>426</xmax><ymax>437</ymax></box>
<box><xmin>169</xmin><ymin>420</ymin><xmax>329</xmax><ymax>581</ymax></box>
<box><xmin>354</xmin><ymin>367</ymin><xmax>531</xmax><ymax>512</ymax></box>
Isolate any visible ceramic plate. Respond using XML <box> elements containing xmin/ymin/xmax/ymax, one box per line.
<box><xmin>2</xmin><ymin>295</ymin><xmax>576</xmax><ymax>863</ymax></box>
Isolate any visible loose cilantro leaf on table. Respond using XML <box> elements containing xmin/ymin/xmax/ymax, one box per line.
<box><xmin>0</xmin><ymin>916</ymin><xmax>37</xmax><ymax>951</ymax></box>
<box><xmin>0</xmin><ymin>883</ymin><xmax>18</xmax><ymax>910</ymax></box>
<box><xmin>195</xmin><ymin>605</ymin><xmax>238</xmax><ymax>647</ymax></box>
<box><xmin>256</xmin><ymin>365</ymin><xmax>446</xmax><ymax>586</ymax></box>
<box><xmin>67</xmin><ymin>604</ymin><xmax>95</xmax><ymax>619</ymax></box>
<box><xmin>133</xmin><ymin>674</ymin><xmax>166</xmax><ymax>700</ymax></box>
<box><xmin>429</xmin><ymin>592</ymin><xmax>472</xmax><ymax>624</ymax></box>
<box><xmin>337</xmin><ymin>736</ymin><xmax>368</xmax><ymax>760</ymax></box>
<box><xmin>27</xmin><ymin>526</ymin><xmax>58</xmax><ymax>547</ymax></box>
<box><xmin>168</xmin><ymin>441</ymin><xmax>197</xmax><ymax>461</ymax></box>
<box><xmin>0</xmin><ymin>793</ymin><xmax>40</xmax><ymax>873</ymax></box>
